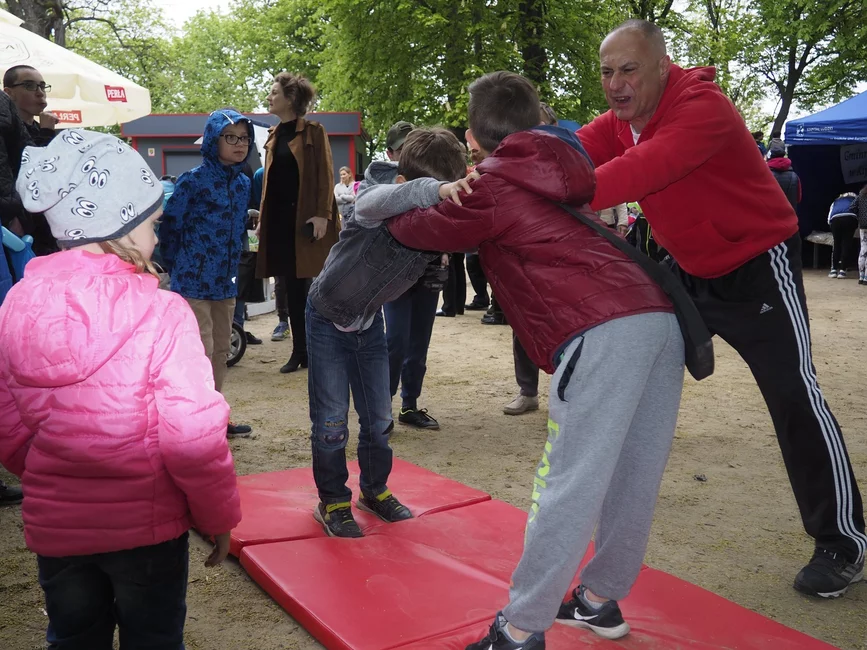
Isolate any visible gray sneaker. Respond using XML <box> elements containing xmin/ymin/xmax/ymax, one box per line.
<box><xmin>271</xmin><ymin>321</ymin><xmax>289</xmax><ymax>341</ymax></box>
<box><xmin>503</xmin><ymin>394</ymin><xmax>539</xmax><ymax>415</ymax></box>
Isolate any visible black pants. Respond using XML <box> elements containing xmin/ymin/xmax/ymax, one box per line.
<box><xmin>441</xmin><ymin>253</ymin><xmax>466</xmax><ymax>316</ymax></box>
<box><xmin>276</xmin><ymin>275</ymin><xmax>311</xmax><ymax>356</ymax></box>
<box><xmin>40</xmin><ymin>533</ymin><xmax>188</xmax><ymax>650</ymax></box>
<box><xmin>513</xmin><ymin>331</ymin><xmax>539</xmax><ymax>397</ymax></box>
<box><xmin>675</xmin><ymin>235</ymin><xmax>866</xmax><ymax>562</ymax></box>
<box><xmin>829</xmin><ymin>215</ymin><xmax>858</xmax><ymax>271</ymax></box>
<box><xmin>466</xmin><ymin>253</ymin><xmax>489</xmax><ymax>306</ymax></box>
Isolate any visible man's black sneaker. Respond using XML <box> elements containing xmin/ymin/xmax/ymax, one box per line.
<box><xmin>227</xmin><ymin>422</ymin><xmax>252</xmax><ymax>438</ymax></box>
<box><xmin>313</xmin><ymin>502</ymin><xmax>364</xmax><ymax>538</ymax></box>
<box><xmin>481</xmin><ymin>312</ymin><xmax>507</xmax><ymax>325</ymax></box>
<box><xmin>357</xmin><ymin>491</ymin><xmax>413</xmax><ymax>523</ymax></box>
<box><xmin>556</xmin><ymin>585</ymin><xmax>630</xmax><ymax>640</ymax></box>
<box><xmin>794</xmin><ymin>548</ymin><xmax>864</xmax><ymax>598</ymax></box>
<box><xmin>0</xmin><ymin>481</ymin><xmax>23</xmax><ymax>506</ymax></box>
<box><xmin>465</xmin><ymin>612</ymin><xmax>545</xmax><ymax>650</ymax></box>
<box><xmin>398</xmin><ymin>408</ymin><xmax>440</xmax><ymax>430</ymax></box>
<box><xmin>244</xmin><ymin>331</ymin><xmax>263</xmax><ymax>345</ymax></box>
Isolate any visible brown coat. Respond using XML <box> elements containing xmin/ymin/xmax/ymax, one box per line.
<box><xmin>256</xmin><ymin>117</ymin><xmax>341</xmax><ymax>279</ymax></box>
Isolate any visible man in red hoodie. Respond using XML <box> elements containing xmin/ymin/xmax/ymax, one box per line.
<box><xmin>577</xmin><ymin>18</ymin><xmax>866</xmax><ymax>598</ymax></box>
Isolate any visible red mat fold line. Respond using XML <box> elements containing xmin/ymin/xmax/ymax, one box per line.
<box><xmin>227</xmin><ymin>458</ymin><xmax>491</xmax><ymax>556</ymax></box>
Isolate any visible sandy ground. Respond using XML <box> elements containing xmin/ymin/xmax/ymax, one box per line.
<box><xmin>1</xmin><ymin>269</ymin><xmax>866</xmax><ymax>650</ymax></box>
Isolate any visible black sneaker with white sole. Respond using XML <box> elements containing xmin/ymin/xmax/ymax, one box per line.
<box><xmin>556</xmin><ymin>585</ymin><xmax>630</xmax><ymax>640</ymax></box>
<box><xmin>465</xmin><ymin>612</ymin><xmax>545</xmax><ymax>650</ymax></box>
<box><xmin>398</xmin><ymin>407</ymin><xmax>440</xmax><ymax>430</ymax></box>
<box><xmin>357</xmin><ymin>491</ymin><xmax>413</xmax><ymax>523</ymax></box>
<box><xmin>313</xmin><ymin>502</ymin><xmax>363</xmax><ymax>538</ymax></box>
<box><xmin>794</xmin><ymin>548</ymin><xmax>864</xmax><ymax>598</ymax></box>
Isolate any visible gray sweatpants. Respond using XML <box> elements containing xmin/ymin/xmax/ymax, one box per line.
<box><xmin>503</xmin><ymin>312</ymin><xmax>684</xmax><ymax>633</ymax></box>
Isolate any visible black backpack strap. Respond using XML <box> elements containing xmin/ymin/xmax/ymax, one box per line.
<box><xmin>556</xmin><ymin>203</ymin><xmax>714</xmax><ymax>381</ymax></box>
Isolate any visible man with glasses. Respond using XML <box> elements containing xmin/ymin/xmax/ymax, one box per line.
<box><xmin>4</xmin><ymin>66</ymin><xmax>56</xmax><ymax>146</ymax></box>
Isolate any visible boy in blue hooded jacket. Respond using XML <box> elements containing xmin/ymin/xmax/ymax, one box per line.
<box><xmin>160</xmin><ymin>109</ymin><xmax>253</xmax><ymax>438</ymax></box>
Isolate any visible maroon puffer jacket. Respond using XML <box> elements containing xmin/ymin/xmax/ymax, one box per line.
<box><xmin>388</xmin><ymin>127</ymin><xmax>673</xmax><ymax>373</ymax></box>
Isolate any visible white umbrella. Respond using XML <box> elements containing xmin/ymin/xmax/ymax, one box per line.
<box><xmin>0</xmin><ymin>9</ymin><xmax>151</xmax><ymax>127</ymax></box>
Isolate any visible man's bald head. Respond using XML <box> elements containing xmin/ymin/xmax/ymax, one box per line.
<box><xmin>598</xmin><ymin>19</ymin><xmax>671</xmax><ymax>132</ymax></box>
<box><xmin>603</xmin><ymin>19</ymin><xmax>667</xmax><ymax>58</ymax></box>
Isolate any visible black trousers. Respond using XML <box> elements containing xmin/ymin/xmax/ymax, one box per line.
<box><xmin>513</xmin><ymin>331</ymin><xmax>539</xmax><ymax>397</ymax></box>
<box><xmin>276</xmin><ymin>275</ymin><xmax>311</xmax><ymax>356</ymax></box>
<box><xmin>441</xmin><ymin>253</ymin><xmax>466</xmax><ymax>316</ymax></box>
<box><xmin>674</xmin><ymin>234</ymin><xmax>866</xmax><ymax>562</ymax></box>
<box><xmin>829</xmin><ymin>215</ymin><xmax>858</xmax><ymax>271</ymax></box>
<box><xmin>466</xmin><ymin>253</ymin><xmax>489</xmax><ymax>306</ymax></box>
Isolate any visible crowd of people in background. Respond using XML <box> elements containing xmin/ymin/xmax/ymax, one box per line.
<box><xmin>0</xmin><ymin>17</ymin><xmax>865</xmax><ymax>650</ymax></box>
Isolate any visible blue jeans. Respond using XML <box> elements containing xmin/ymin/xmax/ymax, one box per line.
<box><xmin>233</xmin><ymin>298</ymin><xmax>245</xmax><ymax>327</ymax></box>
<box><xmin>383</xmin><ymin>285</ymin><xmax>439</xmax><ymax>409</ymax></box>
<box><xmin>39</xmin><ymin>533</ymin><xmax>189</xmax><ymax>650</ymax></box>
<box><xmin>306</xmin><ymin>301</ymin><xmax>394</xmax><ymax>504</ymax></box>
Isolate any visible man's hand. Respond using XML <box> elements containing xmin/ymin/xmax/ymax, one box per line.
<box><xmin>438</xmin><ymin>171</ymin><xmax>480</xmax><ymax>206</ymax></box>
<box><xmin>205</xmin><ymin>532</ymin><xmax>231</xmax><ymax>567</ymax></box>
<box><xmin>307</xmin><ymin>216</ymin><xmax>328</xmax><ymax>240</ymax></box>
<box><xmin>39</xmin><ymin>112</ymin><xmax>58</xmax><ymax>130</ymax></box>
<box><xmin>617</xmin><ymin>224</ymin><xmax>628</xmax><ymax>236</ymax></box>
<box><xmin>440</xmin><ymin>253</ymin><xmax>449</xmax><ymax>266</ymax></box>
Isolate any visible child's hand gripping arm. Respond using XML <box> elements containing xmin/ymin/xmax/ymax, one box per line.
<box><xmin>152</xmin><ymin>298</ymin><xmax>241</xmax><ymax>566</ymax></box>
<box><xmin>354</xmin><ymin>172</ymin><xmax>478</xmax><ymax>228</ymax></box>
<box><xmin>0</xmin><ymin>376</ymin><xmax>33</xmax><ymax>477</ymax></box>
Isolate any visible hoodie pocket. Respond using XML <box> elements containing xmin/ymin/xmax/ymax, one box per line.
<box><xmin>670</xmin><ymin>219</ymin><xmax>743</xmax><ymax>270</ymax></box>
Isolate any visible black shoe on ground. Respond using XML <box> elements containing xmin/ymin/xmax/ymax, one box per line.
<box><xmin>398</xmin><ymin>407</ymin><xmax>440</xmax><ymax>430</ymax></box>
<box><xmin>436</xmin><ymin>309</ymin><xmax>455</xmax><ymax>317</ymax></box>
<box><xmin>465</xmin><ymin>299</ymin><xmax>489</xmax><ymax>311</ymax></box>
<box><xmin>357</xmin><ymin>491</ymin><xmax>413</xmax><ymax>523</ymax></box>
<box><xmin>227</xmin><ymin>422</ymin><xmax>252</xmax><ymax>438</ymax></box>
<box><xmin>557</xmin><ymin>585</ymin><xmax>630</xmax><ymax>640</ymax></box>
<box><xmin>481</xmin><ymin>312</ymin><xmax>507</xmax><ymax>325</ymax></box>
<box><xmin>465</xmin><ymin>612</ymin><xmax>545</xmax><ymax>650</ymax></box>
<box><xmin>794</xmin><ymin>548</ymin><xmax>864</xmax><ymax>598</ymax></box>
<box><xmin>313</xmin><ymin>502</ymin><xmax>364</xmax><ymax>538</ymax></box>
<box><xmin>0</xmin><ymin>481</ymin><xmax>23</xmax><ymax>506</ymax></box>
<box><xmin>244</xmin><ymin>331</ymin><xmax>263</xmax><ymax>345</ymax></box>
<box><xmin>280</xmin><ymin>352</ymin><xmax>308</xmax><ymax>374</ymax></box>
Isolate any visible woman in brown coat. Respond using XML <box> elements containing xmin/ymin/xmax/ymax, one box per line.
<box><xmin>257</xmin><ymin>72</ymin><xmax>340</xmax><ymax>373</ymax></box>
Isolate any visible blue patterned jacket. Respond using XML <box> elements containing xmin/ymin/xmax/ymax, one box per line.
<box><xmin>160</xmin><ymin>110</ymin><xmax>252</xmax><ymax>301</ymax></box>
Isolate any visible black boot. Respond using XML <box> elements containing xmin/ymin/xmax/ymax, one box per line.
<box><xmin>280</xmin><ymin>351</ymin><xmax>308</xmax><ymax>374</ymax></box>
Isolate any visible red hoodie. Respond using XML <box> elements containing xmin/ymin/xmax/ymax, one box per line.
<box><xmin>578</xmin><ymin>65</ymin><xmax>798</xmax><ymax>279</ymax></box>
<box><xmin>388</xmin><ymin>129</ymin><xmax>672</xmax><ymax>373</ymax></box>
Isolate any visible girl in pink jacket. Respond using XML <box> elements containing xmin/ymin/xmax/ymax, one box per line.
<box><xmin>0</xmin><ymin>130</ymin><xmax>241</xmax><ymax>650</ymax></box>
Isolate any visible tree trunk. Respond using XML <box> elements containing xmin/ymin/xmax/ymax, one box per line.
<box><xmin>6</xmin><ymin>0</ymin><xmax>66</xmax><ymax>45</ymax></box>
<box><xmin>517</xmin><ymin>0</ymin><xmax>548</xmax><ymax>94</ymax></box>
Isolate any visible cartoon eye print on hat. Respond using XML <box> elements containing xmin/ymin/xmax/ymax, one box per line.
<box><xmin>27</xmin><ymin>180</ymin><xmax>39</xmax><ymax>201</ymax></box>
<box><xmin>140</xmin><ymin>168</ymin><xmax>155</xmax><ymax>186</ymax></box>
<box><xmin>88</xmin><ymin>169</ymin><xmax>110</xmax><ymax>190</ymax></box>
<box><xmin>58</xmin><ymin>183</ymin><xmax>76</xmax><ymax>200</ymax></box>
<box><xmin>39</xmin><ymin>157</ymin><xmax>58</xmax><ymax>173</ymax></box>
<box><xmin>120</xmin><ymin>202</ymin><xmax>137</xmax><ymax>223</ymax></box>
<box><xmin>21</xmin><ymin>150</ymin><xmax>30</xmax><ymax>164</ymax></box>
<box><xmin>81</xmin><ymin>157</ymin><xmax>98</xmax><ymax>174</ymax></box>
<box><xmin>63</xmin><ymin>131</ymin><xmax>86</xmax><ymax>146</ymax></box>
<box><xmin>72</xmin><ymin>198</ymin><xmax>98</xmax><ymax>219</ymax></box>
<box><xmin>65</xmin><ymin>228</ymin><xmax>86</xmax><ymax>240</ymax></box>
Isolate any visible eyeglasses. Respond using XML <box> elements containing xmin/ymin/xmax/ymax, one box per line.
<box><xmin>8</xmin><ymin>81</ymin><xmax>51</xmax><ymax>93</ymax></box>
<box><xmin>220</xmin><ymin>134</ymin><xmax>252</xmax><ymax>146</ymax></box>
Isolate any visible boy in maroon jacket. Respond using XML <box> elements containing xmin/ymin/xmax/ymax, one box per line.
<box><xmin>357</xmin><ymin>72</ymin><xmax>684</xmax><ymax>649</ymax></box>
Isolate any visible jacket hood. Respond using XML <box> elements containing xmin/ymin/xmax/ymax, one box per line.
<box><xmin>201</xmin><ymin>110</ymin><xmax>253</xmax><ymax>169</ymax></box>
<box><xmin>0</xmin><ymin>251</ymin><xmax>159</xmax><ymax>388</ymax></box>
<box><xmin>477</xmin><ymin>126</ymin><xmax>596</xmax><ymax>204</ymax></box>
<box><xmin>767</xmin><ymin>157</ymin><xmax>793</xmax><ymax>172</ymax></box>
<box><xmin>364</xmin><ymin>160</ymin><xmax>399</xmax><ymax>186</ymax></box>
<box><xmin>645</xmin><ymin>65</ymin><xmax>717</xmax><ymax>132</ymax></box>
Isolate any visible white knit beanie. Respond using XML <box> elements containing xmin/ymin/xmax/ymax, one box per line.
<box><xmin>16</xmin><ymin>129</ymin><xmax>164</xmax><ymax>246</ymax></box>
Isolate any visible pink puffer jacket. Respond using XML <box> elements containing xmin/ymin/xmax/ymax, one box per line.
<box><xmin>0</xmin><ymin>250</ymin><xmax>241</xmax><ymax>557</ymax></box>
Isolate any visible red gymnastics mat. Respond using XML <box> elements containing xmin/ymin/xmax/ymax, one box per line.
<box><xmin>236</xmin><ymin>466</ymin><xmax>837</xmax><ymax>650</ymax></box>
<box><xmin>226</xmin><ymin>458</ymin><xmax>490</xmax><ymax>556</ymax></box>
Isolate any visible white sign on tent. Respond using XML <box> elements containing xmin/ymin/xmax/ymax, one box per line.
<box><xmin>0</xmin><ymin>9</ymin><xmax>151</xmax><ymax>127</ymax></box>
<box><xmin>840</xmin><ymin>144</ymin><xmax>867</xmax><ymax>185</ymax></box>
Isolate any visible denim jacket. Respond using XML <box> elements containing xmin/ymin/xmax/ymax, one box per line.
<box><xmin>308</xmin><ymin>161</ymin><xmax>443</xmax><ymax>329</ymax></box>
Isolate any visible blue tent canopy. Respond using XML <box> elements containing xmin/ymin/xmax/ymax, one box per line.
<box><xmin>785</xmin><ymin>90</ymin><xmax>867</xmax><ymax>145</ymax></box>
